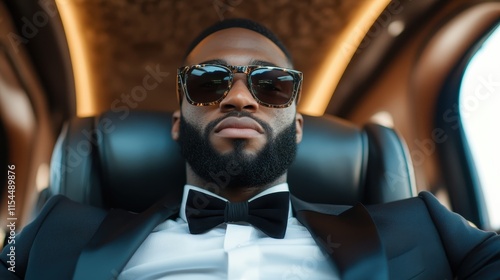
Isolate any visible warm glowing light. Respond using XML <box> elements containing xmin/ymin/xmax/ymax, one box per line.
<box><xmin>56</xmin><ymin>0</ymin><xmax>94</xmax><ymax>117</ymax></box>
<box><xmin>370</xmin><ymin>111</ymin><xmax>394</xmax><ymax>128</ymax></box>
<box><xmin>388</xmin><ymin>20</ymin><xmax>405</xmax><ymax>37</ymax></box>
<box><xmin>36</xmin><ymin>163</ymin><xmax>50</xmax><ymax>191</ymax></box>
<box><xmin>299</xmin><ymin>0</ymin><xmax>391</xmax><ymax>116</ymax></box>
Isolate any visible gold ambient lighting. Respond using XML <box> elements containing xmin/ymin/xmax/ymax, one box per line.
<box><xmin>299</xmin><ymin>0</ymin><xmax>391</xmax><ymax>116</ymax></box>
<box><xmin>55</xmin><ymin>0</ymin><xmax>94</xmax><ymax>117</ymax></box>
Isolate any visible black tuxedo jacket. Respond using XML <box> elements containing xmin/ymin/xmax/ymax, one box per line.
<box><xmin>1</xmin><ymin>191</ymin><xmax>499</xmax><ymax>279</ymax></box>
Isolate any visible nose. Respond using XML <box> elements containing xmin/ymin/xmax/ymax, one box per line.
<box><xmin>219</xmin><ymin>78</ymin><xmax>259</xmax><ymax>112</ymax></box>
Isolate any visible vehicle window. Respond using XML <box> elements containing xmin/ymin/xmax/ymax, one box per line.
<box><xmin>459</xmin><ymin>25</ymin><xmax>500</xmax><ymax>230</ymax></box>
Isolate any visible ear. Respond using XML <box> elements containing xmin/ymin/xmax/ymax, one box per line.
<box><xmin>295</xmin><ymin>113</ymin><xmax>304</xmax><ymax>144</ymax></box>
<box><xmin>171</xmin><ymin>110</ymin><xmax>181</xmax><ymax>141</ymax></box>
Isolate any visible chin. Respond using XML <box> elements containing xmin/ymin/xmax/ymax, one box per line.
<box><xmin>212</xmin><ymin>138</ymin><xmax>266</xmax><ymax>157</ymax></box>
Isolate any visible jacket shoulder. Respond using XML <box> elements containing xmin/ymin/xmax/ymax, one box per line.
<box><xmin>1</xmin><ymin>195</ymin><xmax>108</xmax><ymax>279</ymax></box>
<box><xmin>417</xmin><ymin>191</ymin><xmax>500</xmax><ymax>278</ymax></box>
<box><xmin>368</xmin><ymin>191</ymin><xmax>500</xmax><ymax>278</ymax></box>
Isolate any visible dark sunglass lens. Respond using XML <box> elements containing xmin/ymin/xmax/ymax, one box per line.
<box><xmin>250</xmin><ymin>69</ymin><xmax>294</xmax><ymax>105</ymax></box>
<box><xmin>186</xmin><ymin>66</ymin><xmax>230</xmax><ymax>103</ymax></box>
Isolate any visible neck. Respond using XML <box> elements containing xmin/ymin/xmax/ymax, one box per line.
<box><xmin>186</xmin><ymin>166</ymin><xmax>287</xmax><ymax>202</ymax></box>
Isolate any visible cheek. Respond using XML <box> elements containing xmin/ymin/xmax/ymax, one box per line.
<box><xmin>181</xmin><ymin>104</ymin><xmax>209</xmax><ymax>131</ymax></box>
<box><xmin>267</xmin><ymin>109</ymin><xmax>296</xmax><ymax>135</ymax></box>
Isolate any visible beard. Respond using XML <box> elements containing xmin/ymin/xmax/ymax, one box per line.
<box><xmin>178</xmin><ymin>111</ymin><xmax>297</xmax><ymax>191</ymax></box>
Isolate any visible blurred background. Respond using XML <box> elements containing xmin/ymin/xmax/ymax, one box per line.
<box><xmin>0</xmin><ymin>0</ymin><xmax>499</xmax><ymax>237</ymax></box>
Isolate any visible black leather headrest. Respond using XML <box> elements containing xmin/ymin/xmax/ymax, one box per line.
<box><xmin>49</xmin><ymin>111</ymin><xmax>415</xmax><ymax>212</ymax></box>
<box><xmin>288</xmin><ymin>115</ymin><xmax>367</xmax><ymax>204</ymax></box>
<box><xmin>289</xmin><ymin>114</ymin><xmax>415</xmax><ymax>205</ymax></box>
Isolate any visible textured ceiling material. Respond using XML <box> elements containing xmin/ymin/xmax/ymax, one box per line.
<box><xmin>62</xmin><ymin>0</ymin><xmax>364</xmax><ymax>114</ymax></box>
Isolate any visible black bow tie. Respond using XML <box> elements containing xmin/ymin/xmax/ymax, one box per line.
<box><xmin>185</xmin><ymin>189</ymin><xmax>290</xmax><ymax>239</ymax></box>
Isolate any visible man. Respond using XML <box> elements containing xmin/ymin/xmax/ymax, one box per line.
<box><xmin>1</xmin><ymin>18</ymin><xmax>500</xmax><ymax>280</ymax></box>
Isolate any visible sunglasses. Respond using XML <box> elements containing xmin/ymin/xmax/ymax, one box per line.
<box><xmin>177</xmin><ymin>64</ymin><xmax>303</xmax><ymax>108</ymax></box>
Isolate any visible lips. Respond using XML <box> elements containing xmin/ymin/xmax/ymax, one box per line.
<box><xmin>214</xmin><ymin>116</ymin><xmax>264</xmax><ymax>138</ymax></box>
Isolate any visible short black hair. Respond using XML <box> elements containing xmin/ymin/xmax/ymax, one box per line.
<box><xmin>184</xmin><ymin>18</ymin><xmax>292</xmax><ymax>63</ymax></box>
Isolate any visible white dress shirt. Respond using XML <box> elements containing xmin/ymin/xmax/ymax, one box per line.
<box><xmin>119</xmin><ymin>184</ymin><xmax>339</xmax><ymax>279</ymax></box>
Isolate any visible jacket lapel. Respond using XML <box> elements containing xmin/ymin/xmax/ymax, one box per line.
<box><xmin>291</xmin><ymin>196</ymin><xmax>388</xmax><ymax>280</ymax></box>
<box><xmin>72</xmin><ymin>197</ymin><xmax>180</xmax><ymax>280</ymax></box>
<box><xmin>73</xmin><ymin>194</ymin><xmax>388</xmax><ymax>279</ymax></box>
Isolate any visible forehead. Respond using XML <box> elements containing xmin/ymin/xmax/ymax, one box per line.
<box><xmin>185</xmin><ymin>28</ymin><xmax>290</xmax><ymax>67</ymax></box>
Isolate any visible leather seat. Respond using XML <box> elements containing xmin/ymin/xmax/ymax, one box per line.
<box><xmin>43</xmin><ymin>110</ymin><xmax>416</xmax><ymax>213</ymax></box>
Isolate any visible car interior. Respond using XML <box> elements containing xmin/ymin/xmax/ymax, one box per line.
<box><xmin>46</xmin><ymin>110</ymin><xmax>415</xmax><ymax>213</ymax></box>
<box><xmin>0</xmin><ymin>0</ymin><xmax>499</xmax><ymax>250</ymax></box>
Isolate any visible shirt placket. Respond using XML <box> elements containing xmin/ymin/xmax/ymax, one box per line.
<box><xmin>224</xmin><ymin>224</ymin><xmax>260</xmax><ymax>279</ymax></box>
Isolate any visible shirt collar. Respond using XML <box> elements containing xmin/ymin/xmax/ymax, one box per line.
<box><xmin>179</xmin><ymin>183</ymin><xmax>292</xmax><ymax>223</ymax></box>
